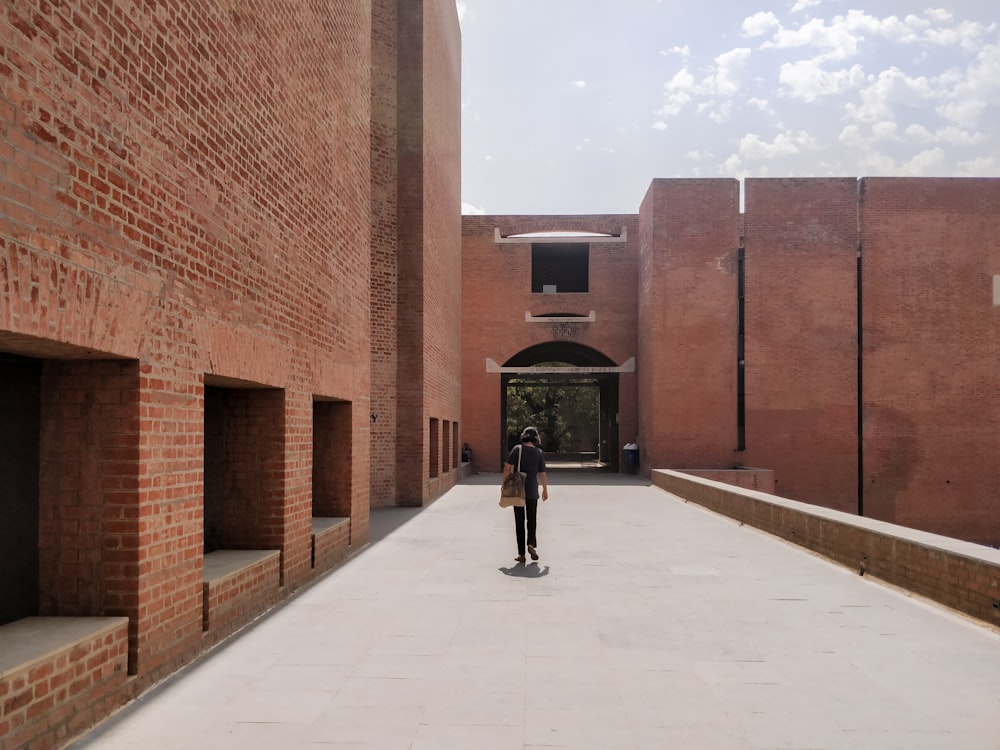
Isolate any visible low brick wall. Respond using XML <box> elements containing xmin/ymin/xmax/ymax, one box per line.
<box><xmin>0</xmin><ymin>617</ymin><xmax>129</xmax><ymax>750</ymax></box>
<box><xmin>202</xmin><ymin>550</ymin><xmax>282</xmax><ymax>636</ymax></box>
<box><xmin>652</xmin><ymin>470</ymin><xmax>1000</xmax><ymax>626</ymax></box>
<box><xmin>311</xmin><ymin>517</ymin><xmax>351</xmax><ymax>571</ymax></box>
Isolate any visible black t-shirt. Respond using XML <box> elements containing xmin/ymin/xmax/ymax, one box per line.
<box><xmin>506</xmin><ymin>443</ymin><xmax>546</xmax><ymax>499</ymax></box>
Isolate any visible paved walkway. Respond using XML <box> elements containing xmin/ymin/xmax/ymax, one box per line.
<box><xmin>73</xmin><ymin>473</ymin><xmax>1000</xmax><ymax>750</ymax></box>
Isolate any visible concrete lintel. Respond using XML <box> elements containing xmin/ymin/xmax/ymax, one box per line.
<box><xmin>524</xmin><ymin>311</ymin><xmax>596</xmax><ymax>323</ymax></box>
<box><xmin>486</xmin><ymin>357</ymin><xmax>635</xmax><ymax>374</ymax></box>
<box><xmin>494</xmin><ymin>227</ymin><xmax>627</xmax><ymax>244</ymax></box>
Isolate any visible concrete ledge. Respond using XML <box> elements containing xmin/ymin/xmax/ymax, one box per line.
<box><xmin>652</xmin><ymin>469</ymin><xmax>1000</xmax><ymax>626</ymax></box>
<box><xmin>202</xmin><ymin>550</ymin><xmax>281</xmax><ymax>634</ymax></box>
<box><xmin>0</xmin><ymin>617</ymin><xmax>129</xmax><ymax>749</ymax></box>
<box><xmin>679</xmin><ymin>467</ymin><xmax>774</xmax><ymax>493</ymax></box>
<box><xmin>311</xmin><ymin>517</ymin><xmax>350</xmax><ymax>571</ymax></box>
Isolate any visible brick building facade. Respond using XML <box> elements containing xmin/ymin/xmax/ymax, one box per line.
<box><xmin>0</xmin><ymin>1</ymin><xmax>461</xmax><ymax>748</ymax></box>
<box><xmin>461</xmin><ymin>177</ymin><xmax>1000</xmax><ymax>549</ymax></box>
<box><xmin>2</xmin><ymin>2</ymin><xmax>999</xmax><ymax>748</ymax></box>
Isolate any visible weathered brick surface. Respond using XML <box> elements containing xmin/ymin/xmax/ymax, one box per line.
<box><xmin>860</xmin><ymin>178</ymin><xmax>1000</xmax><ymax>543</ymax></box>
<box><xmin>742</xmin><ymin>178</ymin><xmax>859</xmax><ymax>512</ymax></box>
<box><xmin>312</xmin><ymin>519</ymin><xmax>351</xmax><ymax>572</ymax></box>
<box><xmin>0</xmin><ymin>1</ymin><xmax>464</xmax><ymax>746</ymax></box>
<box><xmin>461</xmin><ymin>215</ymin><xmax>640</xmax><ymax>470</ymax></box>
<box><xmin>201</xmin><ymin>552</ymin><xmax>281</xmax><ymax>637</ymax></box>
<box><xmin>637</xmin><ymin>179</ymin><xmax>740</xmax><ymax>471</ymax></box>
<box><xmin>0</xmin><ymin>618</ymin><xmax>129</xmax><ymax>750</ymax></box>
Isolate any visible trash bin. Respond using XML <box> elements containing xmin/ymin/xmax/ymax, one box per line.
<box><xmin>623</xmin><ymin>443</ymin><xmax>639</xmax><ymax>474</ymax></box>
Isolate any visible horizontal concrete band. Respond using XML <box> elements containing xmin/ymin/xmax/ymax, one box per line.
<box><xmin>651</xmin><ymin>469</ymin><xmax>1000</xmax><ymax>626</ymax></box>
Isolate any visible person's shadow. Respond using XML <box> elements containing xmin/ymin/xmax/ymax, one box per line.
<box><xmin>499</xmin><ymin>562</ymin><xmax>550</xmax><ymax>578</ymax></box>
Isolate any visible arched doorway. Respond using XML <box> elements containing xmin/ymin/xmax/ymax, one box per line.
<box><xmin>500</xmin><ymin>342</ymin><xmax>621</xmax><ymax>471</ymax></box>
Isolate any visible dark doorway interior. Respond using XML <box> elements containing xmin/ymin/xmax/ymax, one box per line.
<box><xmin>0</xmin><ymin>353</ymin><xmax>41</xmax><ymax>625</ymax></box>
<box><xmin>500</xmin><ymin>343</ymin><xmax>620</xmax><ymax>471</ymax></box>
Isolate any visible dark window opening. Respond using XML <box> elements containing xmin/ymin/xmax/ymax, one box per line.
<box><xmin>0</xmin><ymin>353</ymin><xmax>41</xmax><ymax>625</ymax></box>
<box><xmin>532</xmin><ymin>243</ymin><xmax>589</xmax><ymax>293</ymax></box>
<box><xmin>204</xmin><ymin>384</ymin><xmax>285</xmax><ymax>554</ymax></box>
<box><xmin>737</xmin><ymin>246</ymin><xmax>746</xmax><ymax>452</ymax></box>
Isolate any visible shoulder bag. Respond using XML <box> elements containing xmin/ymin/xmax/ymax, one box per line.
<box><xmin>499</xmin><ymin>445</ymin><xmax>526</xmax><ymax>508</ymax></box>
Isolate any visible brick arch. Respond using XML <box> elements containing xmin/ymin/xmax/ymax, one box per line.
<box><xmin>502</xmin><ymin>341</ymin><xmax>616</xmax><ymax>368</ymax></box>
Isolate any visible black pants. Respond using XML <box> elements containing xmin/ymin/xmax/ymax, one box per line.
<box><xmin>513</xmin><ymin>497</ymin><xmax>539</xmax><ymax>555</ymax></box>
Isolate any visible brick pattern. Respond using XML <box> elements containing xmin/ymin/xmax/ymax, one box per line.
<box><xmin>742</xmin><ymin>178</ymin><xmax>859</xmax><ymax>512</ymax></box>
<box><xmin>370</xmin><ymin>0</ymin><xmax>401</xmax><ymax>508</ymax></box>
<box><xmin>201</xmin><ymin>552</ymin><xmax>281</xmax><ymax>637</ymax></box>
<box><xmin>461</xmin><ymin>215</ymin><xmax>640</xmax><ymax>471</ymax></box>
<box><xmin>0</xmin><ymin>619</ymin><xmax>129</xmax><ymax>750</ymax></box>
<box><xmin>0</xmin><ymin>1</ymin><xmax>409</xmax><ymax>744</ymax></box>
<box><xmin>37</xmin><ymin>361</ymin><xmax>141</xmax><ymax>630</ymax></box>
<box><xmin>860</xmin><ymin>178</ymin><xmax>1000</xmax><ymax>543</ymax></box>
<box><xmin>311</xmin><ymin>519</ymin><xmax>351</xmax><ymax>571</ymax></box>
<box><xmin>637</xmin><ymin>179</ymin><xmax>740</xmax><ymax>470</ymax></box>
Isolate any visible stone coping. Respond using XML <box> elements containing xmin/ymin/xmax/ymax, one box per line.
<box><xmin>0</xmin><ymin>616</ymin><xmax>129</xmax><ymax>676</ymax></box>
<box><xmin>311</xmin><ymin>516</ymin><xmax>349</xmax><ymax>534</ymax></box>
<box><xmin>203</xmin><ymin>549</ymin><xmax>281</xmax><ymax>584</ymax></box>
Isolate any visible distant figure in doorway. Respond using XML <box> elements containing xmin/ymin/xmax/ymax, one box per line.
<box><xmin>461</xmin><ymin>442</ymin><xmax>472</xmax><ymax>463</ymax></box>
<box><xmin>502</xmin><ymin>426</ymin><xmax>549</xmax><ymax>563</ymax></box>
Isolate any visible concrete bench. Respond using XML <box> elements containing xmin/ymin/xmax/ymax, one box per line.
<box><xmin>202</xmin><ymin>550</ymin><xmax>281</xmax><ymax>634</ymax></box>
<box><xmin>311</xmin><ymin>517</ymin><xmax>350</xmax><ymax>571</ymax></box>
<box><xmin>0</xmin><ymin>616</ymin><xmax>129</xmax><ymax>749</ymax></box>
<box><xmin>652</xmin><ymin>469</ymin><xmax>1000</xmax><ymax>626</ymax></box>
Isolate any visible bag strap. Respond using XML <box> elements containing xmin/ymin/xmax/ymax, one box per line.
<box><xmin>516</xmin><ymin>444</ymin><xmax>522</xmax><ymax>471</ymax></box>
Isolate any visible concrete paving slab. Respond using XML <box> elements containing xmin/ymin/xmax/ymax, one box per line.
<box><xmin>71</xmin><ymin>473</ymin><xmax>1000</xmax><ymax>750</ymax></box>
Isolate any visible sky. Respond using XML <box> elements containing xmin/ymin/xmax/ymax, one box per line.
<box><xmin>457</xmin><ymin>1</ymin><xmax>1000</xmax><ymax>215</ymax></box>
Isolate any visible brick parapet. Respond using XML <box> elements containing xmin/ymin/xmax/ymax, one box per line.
<box><xmin>652</xmin><ymin>469</ymin><xmax>1000</xmax><ymax>627</ymax></box>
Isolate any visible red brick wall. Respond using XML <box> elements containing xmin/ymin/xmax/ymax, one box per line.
<box><xmin>461</xmin><ymin>215</ymin><xmax>639</xmax><ymax>471</ymax></box>
<box><xmin>0</xmin><ymin>618</ymin><xmax>129</xmax><ymax>750</ymax></box>
<box><xmin>370</xmin><ymin>0</ymin><xmax>400</xmax><ymax>508</ymax></box>
<box><xmin>0</xmin><ymin>0</ymin><xmax>374</xmax><ymax>695</ymax></box>
<box><xmin>422</xmin><ymin>0</ymin><xmax>463</xmax><ymax>495</ymax></box>
<box><xmin>395</xmin><ymin>0</ymin><xmax>463</xmax><ymax>504</ymax></box>
<box><xmin>742</xmin><ymin>178</ymin><xmax>859</xmax><ymax>512</ymax></box>
<box><xmin>637</xmin><ymin>179</ymin><xmax>740</xmax><ymax>470</ymax></box>
<box><xmin>38</xmin><ymin>361</ymin><xmax>143</xmax><ymax>653</ymax></box>
<box><xmin>203</xmin><ymin>387</ymin><xmax>285</xmax><ymax>554</ymax></box>
<box><xmin>860</xmin><ymin>178</ymin><xmax>1000</xmax><ymax>544</ymax></box>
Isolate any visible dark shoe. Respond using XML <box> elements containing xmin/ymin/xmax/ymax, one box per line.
<box><xmin>527</xmin><ymin>545</ymin><xmax>538</xmax><ymax>561</ymax></box>
<box><xmin>514</xmin><ymin>555</ymin><xmax>526</xmax><ymax>563</ymax></box>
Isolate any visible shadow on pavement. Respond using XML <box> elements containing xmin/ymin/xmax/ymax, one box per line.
<box><xmin>499</xmin><ymin>562</ymin><xmax>550</xmax><ymax>578</ymax></box>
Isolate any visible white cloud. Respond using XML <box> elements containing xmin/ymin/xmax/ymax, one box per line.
<box><xmin>711</xmin><ymin>48</ymin><xmax>751</xmax><ymax>96</ymax></box>
<box><xmin>845</xmin><ymin>67</ymin><xmax>935</xmax><ymax>124</ymax></box>
<box><xmin>791</xmin><ymin>0</ymin><xmax>822</xmax><ymax>11</ymax></box>
<box><xmin>462</xmin><ymin>201</ymin><xmax>484</xmax><ymax>215</ymax></box>
<box><xmin>657</xmin><ymin>68</ymin><xmax>695</xmax><ymax>118</ymax></box>
<box><xmin>651</xmin><ymin>121</ymin><xmax>668</xmax><ymax>131</ymax></box>
<box><xmin>735</xmin><ymin>130</ymin><xmax>816</xmax><ymax>161</ymax></box>
<box><xmin>573</xmin><ymin>80</ymin><xmax>587</xmax><ymax>89</ymax></box>
<box><xmin>871</xmin><ymin>120</ymin><xmax>898</xmax><ymax>140</ymax></box>
<box><xmin>707</xmin><ymin>100</ymin><xmax>735</xmax><ymax>124</ymax></box>
<box><xmin>955</xmin><ymin>155</ymin><xmax>1000</xmax><ymax>176</ymax></box>
<box><xmin>778</xmin><ymin>60</ymin><xmax>865</xmax><ymax>101</ymax></box>
<box><xmin>747</xmin><ymin>97</ymin><xmax>774</xmax><ymax>114</ymax></box>
<box><xmin>661</xmin><ymin>45</ymin><xmax>690</xmax><ymax>58</ymax></box>
<box><xmin>900</xmin><ymin>147</ymin><xmax>947</xmax><ymax>175</ymax></box>
<box><xmin>742</xmin><ymin>12</ymin><xmax>780</xmax><ymax>38</ymax></box>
